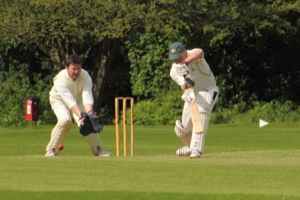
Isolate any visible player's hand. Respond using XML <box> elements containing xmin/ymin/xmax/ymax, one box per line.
<box><xmin>87</xmin><ymin>110</ymin><xmax>99</xmax><ymax>119</ymax></box>
<box><xmin>185</xmin><ymin>87</ymin><xmax>196</xmax><ymax>103</ymax></box>
<box><xmin>176</xmin><ymin>63</ymin><xmax>189</xmax><ymax>76</ymax></box>
<box><xmin>184</xmin><ymin>73</ymin><xmax>195</xmax><ymax>88</ymax></box>
<box><xmin>78</xmin><ymin>115</ymin><xmax>85</xmax><ymax>127</ymax></box>
<box><xmin>79</xmin><ymin>111</ymin><xmax>104</xmax><ymax>136</ymax></box>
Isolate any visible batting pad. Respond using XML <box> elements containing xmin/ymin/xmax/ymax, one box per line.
<box><xmin>174</xmin><ymin>120</ymin><xmax>192</xmax><ymax>146</ymax></box>
<box><xmin>190</xmin><ymin>113</ymin><xmax>210</xmax><ymax>153</ymax></box>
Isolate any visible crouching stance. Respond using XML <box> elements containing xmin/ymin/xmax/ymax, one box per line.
<box><xmin>45</xmin><ymin>55</ymin><xmax>110</xmax><ymax>157</ymax></box>
<box><xmin>169</xmin><ymin>42</ymin><xmax>218</xmax><ymax>158</ymax></box>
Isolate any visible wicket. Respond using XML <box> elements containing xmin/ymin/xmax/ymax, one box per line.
<box><xmin>114</xmin><ymin>97</ymin><xmax>134</xmax><ymax>156</ymax></box>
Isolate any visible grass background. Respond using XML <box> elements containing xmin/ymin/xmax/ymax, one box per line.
<box><xmin>0</xmin><ymin>123</ymin><xmax>299</xmax><ymax>200</ymax></box>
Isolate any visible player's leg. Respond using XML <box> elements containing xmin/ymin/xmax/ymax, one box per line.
<box><xmin>175</xmin><ymin>119</ymin><xmax>191</xmax><ymax>156</ymax></box>
<box><xmin>84</xmin><ymin>133</ymin><xmax>111</xmax><ymax>156</ymax></box>
<box><xmin>45</xmin><ymin>101</ymin><xmax>73</xmax><ymax>156</ymax></box>
<box><xmin>174</xmin><ymin>102</ymin><xmax>193</xmax><ymax>156</ymax></box>
<box><xmin>175</xmin><ymin>119</ymin><xmax>191</xmax><ymax>146</ymax></box>
<box><xmin>190</xmin><ymin>113</ymin><xmax>210</xmax><ymax>158</ymax></box>
<box><xmin>190</xmin><ymin>87</ymin><xmax>218</xmax><ymax>158</ymax></box>
<box><xmin>73</xmin><ymin>110</ymin><xmax>111</xmax><ymax>157</ymax></box>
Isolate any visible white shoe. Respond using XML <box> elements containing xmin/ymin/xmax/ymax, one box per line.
<box><xmin>98</xmin><ymin>150</ymin><xmax>111</xmax><ymax>157</ymax></box>
<box><xmin>45</xmin><ymin>148</ymin><xmax>56</xmax><ymax>157</ymax></box>
<box><xmin>176</xmin><ymin>146</ymin><xmax>191</xmax><ymax>157</ymax></box>
<box><xmin>97</xmin><ymin>146</ymin><xmax>111</xmax><ymax>157</ymax></box>
<box><xmin>190</xmin><ymin>149</ymin><xmax>201</xmax><ymax>158</ymax></box>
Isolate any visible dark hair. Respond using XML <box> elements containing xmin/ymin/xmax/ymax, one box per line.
<box><xmin>65</xmin><ymin>55</ymin><xmax>82</xmax><ymax>67</ymax></box>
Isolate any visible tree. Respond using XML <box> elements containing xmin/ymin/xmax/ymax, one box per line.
<box><xmin>126</xmin><ymin>0</ymin><xmax>299</xmax><ymax>105</ymax></box>
<box><xmin>0</xmin><ymin>0</ymin><xmax>144</xmax><ymax>111</ymax></box>
<box><xmin>0</xmin><ymin>0</ymin><xmax>299</xmax><ymax>126</ymax></box>
<box><xmin>126</xmin><ymin>0</ymin><xmax>210</xmax><ymax>99</ymax></box>
<box><xmin>200</xmin><ymin>0</ymin><xmax>300</xmax><ymax>105</ymax></box>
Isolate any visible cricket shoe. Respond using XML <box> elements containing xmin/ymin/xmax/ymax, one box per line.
<box><xmin>97</xmin><ymin>146</ymin><xmax>111</xmax><ymax>157</ymax></box>
<box><xmin>190</xmin><ymin>149</ymin><xmax>202</xmax><ymax>158</ymax></box>
<box><xmin>44</xmin><ymin>148</ymin><xmax>56</xmax><ymax>157</ymax></box>
<box><xmin>176</xmin><ymin>146</ymin><xmax>191</xmax><ymax>157</ymax></box>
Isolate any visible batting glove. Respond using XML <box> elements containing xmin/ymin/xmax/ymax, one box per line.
<box><xmin>176</xmin><ymin>63</ymin><xmax>189</xmax><ymax>76</ymax></box>
<box><xmin>184</xmin><ymin>73</ymin><xmax>195</xmax><ymax>88</ymax></box>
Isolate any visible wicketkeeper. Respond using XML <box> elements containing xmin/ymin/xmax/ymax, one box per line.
<box><xmin>45</xmin><ymin>55</ymin><xmax>111</xmax><ymax>157</ymax></box>
<box><xmin>169</xmin><ymin>42</ymin><xmax>219</xmax><ymax>158</ymax></box>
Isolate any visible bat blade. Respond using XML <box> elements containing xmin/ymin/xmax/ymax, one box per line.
<box><xmin>184</xmin><ymin>88</ymin><xmax>204</xmax><ymax>134</ymax></box>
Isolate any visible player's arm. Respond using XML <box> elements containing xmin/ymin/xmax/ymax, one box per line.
<box><xmin>54</xmin><ymin>79</ymin><xmax>80</xmax><ymax>116</ymax></box>
<box><xmin>170</xmin><ymin>63</ymin><xmax>195</xmax><ymax>91</ymax></box>
<box><xmin>70</xmin><ymin>105</ymin><xmax>83</xmax><ymax>118</ymax></box>
<box><xmin>183</xmin><ymin>49</ymin><xmax>203</xmax><ymax>65</ymax></box>
<box><xmin>170</xmin><ymin>64</ymin><xmax>186</xmax><ymax>88</ymax></box>
<box><xmin>82</xmin><ymin>74</ymin><xmax>94</xmax><ymax>114</ymax></box>
<box><xmin>71</xmin><ymin>104</ymin><xmax>95</xmax><ymax>128</ymax></box>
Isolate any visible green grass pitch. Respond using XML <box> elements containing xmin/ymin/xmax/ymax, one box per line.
<box><xmin>0</xmin><ymin>123</ymin><xmax>299</xmax><ymax>200</ymax></box>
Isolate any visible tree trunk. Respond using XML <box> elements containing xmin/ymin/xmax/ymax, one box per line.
<box><xmin>49</xmin><ymin>47</ymin><xmax>65</xmax><ymax>71</ymax></box>
<box><xmin>90</xmin><ymin>40</ymin><xmax>118</xmax><ymax>112</ymax></box>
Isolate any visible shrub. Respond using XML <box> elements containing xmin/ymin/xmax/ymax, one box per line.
<box><xmin>133</xmin><ymin>90</ymin><xmax>182</xmax><ymax>125</ymax></box>
<box><xmin>210</xmin><ymin>101</ymin><xmax>300</xmax><ymax>124</ymax></box>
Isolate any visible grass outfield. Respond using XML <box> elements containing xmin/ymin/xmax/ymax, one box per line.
<box><xmin>0</xmin><ymin>123</ymin><xmax>299</xmax><ymax>200</ymax></box>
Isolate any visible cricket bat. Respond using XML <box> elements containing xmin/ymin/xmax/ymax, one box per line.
<box><xmin>184</xmin><ymin>87</ymin><xmax>204</xmax><ymax>134</ymax></box>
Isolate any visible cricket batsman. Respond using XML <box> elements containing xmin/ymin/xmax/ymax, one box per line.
<box><xmin>45</xmin><ymin>55</ymin><xmax>111</xmax><ymax>157</ymax></box>
<box><xmin>169</xmin><ymin>42</ymin><xmax>219</xmax><ymax>158</ymax></box>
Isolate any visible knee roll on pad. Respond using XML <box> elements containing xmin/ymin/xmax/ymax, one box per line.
<box><xmin>175</xmin><ymin>120</ymin><xmax>191</xmax><ymax>137</ymax></box>
<box><xmin>175</xmin><ymin>120</ymin><xmax>192</xmax><ymax>146</ymax></box>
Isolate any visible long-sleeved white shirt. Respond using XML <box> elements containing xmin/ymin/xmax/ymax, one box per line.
<box><xmin>49</xmin><ymin>69</ymin><xmax>94</xmax><ymax>109</ymax></box>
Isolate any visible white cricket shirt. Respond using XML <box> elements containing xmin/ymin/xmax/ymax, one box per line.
<box><xmin>170</xmin><ymin>49</ymin><xmax>216</xmax><ymax>92</ymax></box>
<box><xmin>49</xmin><ymin>69</ymin><xmax>94</xmax><ymax>109</ymax></box>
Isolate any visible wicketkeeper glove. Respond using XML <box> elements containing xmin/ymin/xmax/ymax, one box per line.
<box><xmin>79</xmin><ymin>111</ymin><xmax>104</xmax><ymax>136</ymax></box>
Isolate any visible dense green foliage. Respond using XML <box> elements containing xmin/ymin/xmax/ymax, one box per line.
<box><xmin>133</xmin><ymin>94</ymin><xmax>300</xmax><ymax>125</ymax></box>
<box><xmin>205</xmin><ymin>0</ymin><xmax>300</xmax><ymax>105</ymax></box>
<box><xmin>0</xmin><ymin>0</ymin><xmax>299</xmax><ymax>126</ymax></box>
<box><xmin>211</xmin><ymin>100</ymin><xmax>300</xmax><ymax>124</ymax></box>
<box><xmin>0</xmin><ymin>42</ymin><xmax>54</xmax><ymax>126</ymax></box>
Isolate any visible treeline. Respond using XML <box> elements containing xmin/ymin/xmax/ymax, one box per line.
<box><xmin>0</xmin><ymin>0</ymin><xmax>299</xmax><ymax>126</ymax></box>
